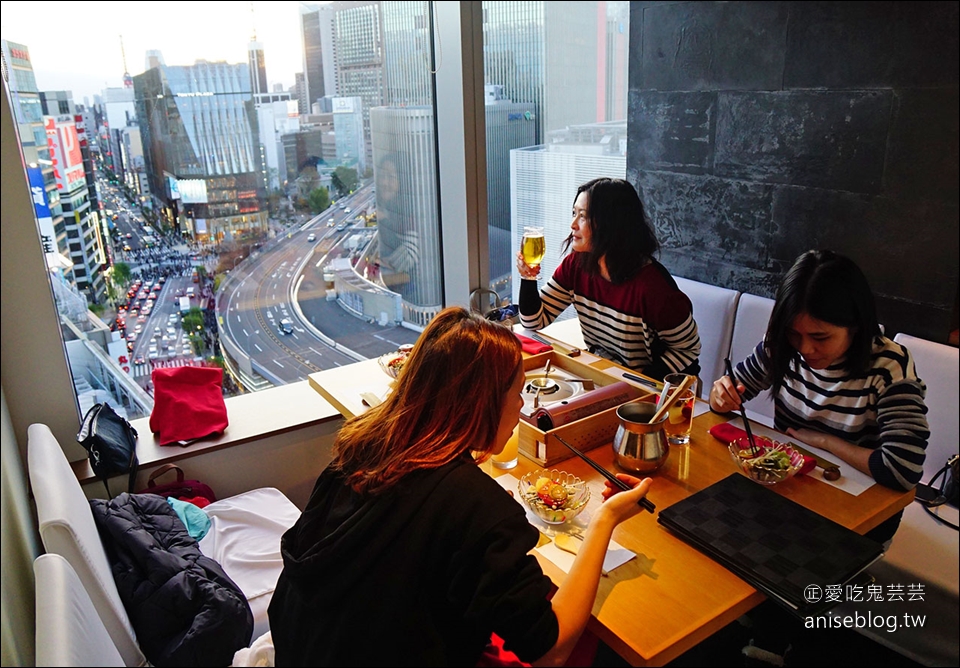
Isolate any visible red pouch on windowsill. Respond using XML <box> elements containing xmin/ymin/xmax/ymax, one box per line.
<box><xmin>150</xmin><ymin>366</ymin><xmax>228</xmax><ymax>446</ymax></box>
<box><xmin>708</xmin><ymin>422</ymin><xmax>817</xmax><ymax>476</ymax></box>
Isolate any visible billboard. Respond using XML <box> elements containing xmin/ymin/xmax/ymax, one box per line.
<box><xmin>27</xmin><ymin>165</ymin><xmax>59</xmax><ymax>268</ymax></box>
<box><xmin>178</xmin><ymin>179</ymin><xmax>208</xmax><ymax>204</ymax></box>
<box><xmin>44</xmin><ymin>116</ymin><xmax>85</xmax><ymax>191</ymax></box>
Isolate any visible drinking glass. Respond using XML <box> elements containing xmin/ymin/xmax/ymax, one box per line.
<box><xmin>659</xmin><ymin>373</ymin><xmax>697</xmax><ymax>445</ymax></box>
<box><xmin>521</xmin><ymin>226</ymin><xmax>546</xmax><ymax>269</ymax></box>
<box><xmin>492</xmin><ymin>426</ymin><xmax>520</xmax><ymax>469</ymax></box>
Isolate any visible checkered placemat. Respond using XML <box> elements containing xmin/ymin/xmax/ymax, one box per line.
<box><xmin>658</xmin><ymin>474</ymin><xmax>882</xmax><ymax>616</ymax></box>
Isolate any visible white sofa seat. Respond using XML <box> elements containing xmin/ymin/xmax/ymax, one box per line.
<box><xmin>675</xmin><ymin>276</ymin><xmax>740</xmax><ymax>398</ymax></box>
<box><xmin>26</xmin><ymin>422</ymin><xmax>302</xmax><ymax>664</ymax></box>
<box><xmin>200</xmin><ymin>488</ymin><xmax>302</xmax><ymax>640</ymax></box>
<box><xmin>846</xmin><ymin>333</ymin><xmax>959</xmax><ymax>666</ymax></box>
<box><xmin>728</xmin><ymin>292</ymin><xmax>776</xmax><ymax>426</ymax></box>
<box><xmin>35</xmin><ymin>553</ymin><xmax>125</xmax><ymax>667</ymax></box>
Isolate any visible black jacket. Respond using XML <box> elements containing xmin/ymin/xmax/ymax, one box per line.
<box><xmin>90</xmin><ymin>493</ymin><xmax>253</xmax><ymax>667</ymax></box>
<box><xmin>269</xmin><ymin>455</ymin><xmax>559</xmax><ymax>666</ymax></box>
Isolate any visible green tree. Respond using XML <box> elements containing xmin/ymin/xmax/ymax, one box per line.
<box><xmin>181</xmin><ymin>307</ymin><xmax>205</xmax><ymax>335</ymax></box>
<box><xmin>308</xmin><ymin>186</ymin><xmax>331</xmax><ymax>214</ymax></box>
<box><xmin>113</xmin><ymin>262</ymin><xmax>132</xmax><ymax>286</ymax></box>
<box><xmin>331</xmin><ymin>166</ymin><xmax>358</xmax><ymax>197</ymax></box>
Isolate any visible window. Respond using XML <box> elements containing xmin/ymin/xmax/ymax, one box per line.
<box><xmin>2</xmin><ymin>1</ymin><xmax>449</xmax><ymax>424</ymax></box>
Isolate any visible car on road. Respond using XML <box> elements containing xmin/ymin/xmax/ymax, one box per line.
<box><xmin>336</xmin><ymin>222</ymin><xmax>348</xmax><ymax>232</ymax></box>
<box><xmin>279</xmin><ymin>318</ymin><xmax>294</xmax><ymax>335</ymax></box>
<box><xmin>307</xmin><ymin>233</ymin><xmax>317</xmax><ymax>242</ymax></box>
<box><xmin>133</xmin><ymin>355</ymin><xmax>146</xmax><ymax>366</ymax></box>
<box><xmin>327</xmin><ymin>218</ymin><xmax>335</xmax><ymax>226</ymax></box>
<box><xmin>344</xmin><ymin>207</ymin><xmax>351</xmax><ymax>213</ymax></box>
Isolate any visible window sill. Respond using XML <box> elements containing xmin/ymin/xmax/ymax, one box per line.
<box><xmin>71</xmin><ymin>380</ymin><xmax>343</xmax><ymax>486</ymax></box>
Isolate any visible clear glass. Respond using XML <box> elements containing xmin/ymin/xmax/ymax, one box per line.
<box><xmin>491</xmin><ymin>427</ymin><xmax>520</xmax><ymax>469</ymax></box>
<box><xmin>520</xmin><ymin>226</ymin><xmax>545</xmax><ymax>268</ymax></box>
<box><xmin>660</xmin><ymin>373</ymin><xmax>697</xmax><ymax>445</ymax></box>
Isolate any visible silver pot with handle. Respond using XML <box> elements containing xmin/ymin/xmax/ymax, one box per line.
<box><xmin>612</xmin><ymin>402</ymin><xmax>669</xmax><ymax>473</ymax></box>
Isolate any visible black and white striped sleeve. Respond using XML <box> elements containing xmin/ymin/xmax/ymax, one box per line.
<box><xmin>656</xmin><ymin>313</ymin><xmax>701</xmax><ymax>375</ymax></box>
<box><xmin>518</xmin><ymin>276</ymin><xmax>573</xmax><ymax>331</ymax></box>
<box><xmin>869</xmin><ymin>379</ymin><xmax>929</xmax><ymax>491</ymax></box>
<box><xmin>733</xmin><ymin>342</ymin><xmax>773</xmax><ymax>399</ymax></box>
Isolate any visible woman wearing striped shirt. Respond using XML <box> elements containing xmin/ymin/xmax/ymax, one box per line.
<box><xmin>517</xmin><ymin>177</ymin><xmax>701</xmax><ymax>381</ymax></box>
<box><xmin>710</xmin><ymin>250</ymin><xmax>929</xmax><ymax>543</ymax></box>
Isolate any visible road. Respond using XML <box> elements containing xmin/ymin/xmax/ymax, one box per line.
<box><xmin>219</xmin><ymin>186</ymin><xmax>418</xmax><ymax>385</ymax></box>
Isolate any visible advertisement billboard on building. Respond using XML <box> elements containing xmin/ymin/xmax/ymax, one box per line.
<box><xmin>44</xmin><ymin>116</ymin><xmax>85</xmax><ymax>191</ymax></box>
<box><xmin>27</xmin><ymin>165</ymin><xmax>59</xmax><ymax>269</ymax></box>
<box><xmin>178</xmin><ymin>179</ymin><xmax>208</xmax><ymax>204</ymax></box>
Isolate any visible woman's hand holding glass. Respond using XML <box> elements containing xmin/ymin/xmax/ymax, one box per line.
<box><xmin>517</xmin><ymin>226</ymin><xmax>545</xmax><ymax>280</ymax></box>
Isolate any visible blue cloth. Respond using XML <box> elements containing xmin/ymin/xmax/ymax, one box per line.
<box><xmin>167</xmin><ymin>497</ymin><xmax>211</xmax><ymax>541</ymax></box>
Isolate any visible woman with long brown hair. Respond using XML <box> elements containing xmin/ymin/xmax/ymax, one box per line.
<box><xmin>269</xmin><ymin>307</ymin><xmax>651</xmax><ymax>666</ymax></box>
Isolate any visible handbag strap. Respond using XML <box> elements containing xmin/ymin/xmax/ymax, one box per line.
<box><xmin>147</xmin><ymin>463</ymin><xmax>185</xmax><ymax>488</ymax></box>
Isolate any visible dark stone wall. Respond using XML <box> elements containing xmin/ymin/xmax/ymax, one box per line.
<box><xmin>627</xmin><ymin>1</ymin><xmax>959</xmax><ymax>342</ymax></box>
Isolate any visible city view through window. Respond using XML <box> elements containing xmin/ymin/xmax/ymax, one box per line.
<box><xmin>2</xmin><ymin>1</ymin><xmax>628</xmax><ymax>422</ymax></box>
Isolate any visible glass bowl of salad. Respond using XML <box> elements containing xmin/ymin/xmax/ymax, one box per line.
<box><xmin>728</xmin><ymin>438</ymin><xmax>804</xmax><ymax>485</ymax></box>
<box><xmin>518</xmin><ymin>469</ymin><xmax>591</xmax><ymax>524</ymax></box>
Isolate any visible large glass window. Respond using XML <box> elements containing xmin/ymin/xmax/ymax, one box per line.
<box><xmin>2</xmin><ymin>1</ymin><xmax>447</xmax><ymax>422</ymax></box>
<box><xmin>481</xmin><ymin>1</ymin><xmax>630</xmax><ymax>309</ymax></box>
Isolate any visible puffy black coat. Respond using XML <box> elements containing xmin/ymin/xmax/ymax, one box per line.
<box><xmin>90</xmin><ymin>493</ymin><xmax>253</xmax><ymax>667</ymax></box>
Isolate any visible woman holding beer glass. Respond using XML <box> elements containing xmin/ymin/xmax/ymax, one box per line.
<box><xmin>269</xmin><ymin>307</ymin><xmax>652</xmax><ymax>666</ymax></box>
<box><xmin>517</xmin><ymin>177</ymin><xmax>702</xmax><ymax>381</ymax></box>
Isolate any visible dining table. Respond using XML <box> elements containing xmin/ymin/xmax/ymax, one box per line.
<box><xmin>307</xmin><ymin>328</ymin><xmax>914</xmax><ymax>666</ymax></box>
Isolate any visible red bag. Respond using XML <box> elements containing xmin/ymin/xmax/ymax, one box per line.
<box><xmin>138</xmin><ymin>463</ymin><xmax>217</xmax><ymax>507</ymax></box>
<box><xmin>150</xmin><ymin>366</ymin><xmax>228</xmax><ymax>446</ymax></box>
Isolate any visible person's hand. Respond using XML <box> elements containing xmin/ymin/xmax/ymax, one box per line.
<box><xmin>516</xmin><ymin>251</ymin><xmax>541</xmax><ymax>280</ymax></box>
<box><xmin>786</xmin><ymin>428</ymin><xmax>834</xmax><ymax>454</ymax></box>
<box><xmin>598</xmin><ymin>474</ymin><xmax>652</xmax><ymax>524</ymax></box>
<box><xmin>710</xmin><ymin>376</ymin><xmax>745</xmax><ymax>413</ymax></box>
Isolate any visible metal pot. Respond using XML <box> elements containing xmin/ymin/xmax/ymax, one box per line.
<box><xmin>612</xmin><ymin>402</ymin><xmax>669</xmax><ymax>473</ymax></box>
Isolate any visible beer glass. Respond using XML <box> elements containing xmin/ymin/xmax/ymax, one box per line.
<box><xmin>521</xmin><ymin>226</ymin><xmax>546</xmax><ymax>269</ymax></box>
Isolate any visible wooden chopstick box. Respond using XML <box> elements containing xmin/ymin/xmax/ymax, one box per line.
<box><xmin>517</xmin><ymin>352</ymin><xmax>658</xmax><ymax>467</ymax></box>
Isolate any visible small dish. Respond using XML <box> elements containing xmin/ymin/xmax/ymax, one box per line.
<box><xmin>377</xmin><ymin>344</ymin><xmax>414</xmax><ymax>379</ymax></box>
<box><xmin>728</xmin><ymin>438</ymin><xmax>804</xmax><ymax>485</ymax></box>
<box><xmin>518</xmin><ymin>469</ymin><xmax>591</xmax><ymax>524</ymax></box>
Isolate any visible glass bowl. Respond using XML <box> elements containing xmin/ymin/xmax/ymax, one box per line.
<box><xmin>728</xmin><ymin>438</ymin><xmax>804</xmax><ymax>485</ymax></box>
<box><xmin>377</xmin><ymin>344</ymin><xmax>414</xmax><ymax>378</ymax></box>
<box><xmin>518</xmin><ymin>469</ymin><xmax>591</xmax><ymax>524</ymax></box>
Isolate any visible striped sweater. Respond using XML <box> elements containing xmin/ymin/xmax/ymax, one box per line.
<box><xmin>519</xmin><ymin>255</ymin><xmax>701</xmax><ymax>379</ymax></box>
<box><xmin>735</xmin><ymin>337</ymin><xmax>929</xmax><ymax>491</ymax></box>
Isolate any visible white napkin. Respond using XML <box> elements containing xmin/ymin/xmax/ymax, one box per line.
<box><xmin>494</xmin><ymin>473</ymin><xmax>636</xmax><ymax>574</ymax></box>
<box><xmin>724</xmin><ymin>418</ymin><xmax>875</xmax><ymax>496</ymax></box>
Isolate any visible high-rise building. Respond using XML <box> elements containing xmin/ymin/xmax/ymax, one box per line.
<box><xmin>133</xmin><ymin>60</ymin><xmax>267</xmax><ymax>242</ymax></box>
<box><xmin>510</xmin><ymin>120</ymin><xmax>627</xmax><ymax>302</ymax></box>
<box><xmin>248</xmin><ymin>40</ymin><xmax>269</xmax><ymax>98</ymax></box>
<box><xmin>40</xmin><ymin>91</ymin><xmax>108</xmax><ymax>304</ymax></box>
<box><xmin>332</xmin><ymin>96</ymin><xmax>365</xmax><ymax>172</ymax></box>
<box><xmin>98</xmin><ymin>87</ymin><xmax>136</xmax><ymax>183</ymax></box>
<box><xmin>382</xmin><ymin>1</ymin><xmax>432</xmax><ymax>106</ymax></box>
<box><xmin>2</xmin><ymin>41</ymin><xmax>70</xmax><ymax>274</ymax></box>
<box><xmin>299</xmin><ymin>2</ymin><xmax>336</xmax><ymax>108</ymax></box>
<box><xmin>482</xmin><ymin>2</ymin><xmax>627</xmax><ymax>141</ymax></box>
<box><xmin>257</xmin><ymin>99</ymin><xmax>300</xmax><ymax>190</ymax></box>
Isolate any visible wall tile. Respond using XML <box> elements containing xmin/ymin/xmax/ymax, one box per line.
<box><xmin>714</xmin><ymin>91</ymin><xmax>891</xmax><ymax>192</ymax></box>
<box><xmin>884</xmin><ymin>89</ymin><xmax>960</xmax><ymax>203</ymax></box>
<box><xmin>640</xmin><ymin>1</ymin><xmax>788</xmax><ymax>91</ymax></box>
<box><xmin>628</xmin><ymin>91</ymin><xmax>716</xmax><ymax>174</ymax></box>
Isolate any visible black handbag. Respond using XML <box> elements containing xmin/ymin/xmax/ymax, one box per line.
<box><xmin>77</xmin><ymin>402</ymin><xmax>139</xmax><ymax>497</ymax></box>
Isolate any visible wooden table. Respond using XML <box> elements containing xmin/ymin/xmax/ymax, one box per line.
<box><xmin>308</xmin><ymin>355</ymin><xmax>913</xmax><ymax>666</ymax></box>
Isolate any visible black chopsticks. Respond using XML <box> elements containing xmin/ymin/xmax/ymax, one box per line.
<box><xmin>621</xmin><ymin>371</ymin><xmax>661</xmax><ymax>390</ymax></box>
<box><xmin>554</xmin><ymin>435</ymin><xmax>656</xmax><ymax>513</ymax></box>
<box><xmin>724</xmin><ymin>358</ymin><xmax>759</xmax><ymax>456</ymax></box>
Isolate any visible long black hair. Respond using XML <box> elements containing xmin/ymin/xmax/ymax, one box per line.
<box><xmin>561</xmin><ymin>178</ymin><xmax>660</xmax><ymax>284</ymax></box>
<box><xmin>766</xmin><ymin>250</ymin><xmax>881</xmax><ymax>394</ymax></box>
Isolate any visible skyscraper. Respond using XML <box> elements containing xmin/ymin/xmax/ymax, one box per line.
<box><xmin>40</xmin><ymin>91</ymin><xmax>107</xmax><ymax>304</ymax></box>
<box><xmin>299</xmin><ymin>2</ymin><xmax>336</xmax><ymax>109</ymax></box>
<box><xmin>248</xmin><ymin>40</ymin><xmax>269</xmax><ymax>97</ymax></box>
<box><xmin>134</xmin><ymin>60</ymin><xmax>267</xmax><ymax>242</ymax></box>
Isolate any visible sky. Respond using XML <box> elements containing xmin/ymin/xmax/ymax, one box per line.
<box><xmin>1</xmin><ymin>1</ymin><xmax>317</xmax><ymax>102</ymax></box>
